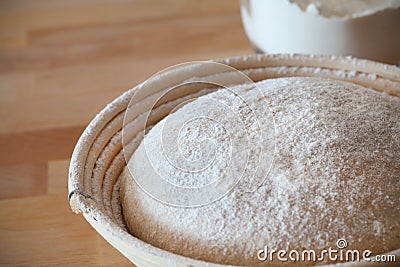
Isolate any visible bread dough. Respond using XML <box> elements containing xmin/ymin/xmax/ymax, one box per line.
<box><xmin>120</xmin><ymin>77</ymin><xmax>400</xmax><ymax>266</ymax></box>
<box><xmin>290</xmin><ymin>0</ymin><xmax>400</xmax><ymax>19</ymax></box>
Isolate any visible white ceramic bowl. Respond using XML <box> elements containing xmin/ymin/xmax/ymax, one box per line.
<box><xmin>241</xmin><ymin>0</ymin><xmax>400</xmax><ymax>64</ymax></box>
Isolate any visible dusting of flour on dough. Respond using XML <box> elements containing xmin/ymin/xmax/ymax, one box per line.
<box><xmin>120</xmin><ymin>77</ymin><xmax>400</xmax><ymax>266</ymax></box>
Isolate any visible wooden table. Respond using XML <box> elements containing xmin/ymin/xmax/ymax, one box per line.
<box><xmin>0</xmin><ymin>0</ymin><xmax>251</xmax><ymax>265</ymax></box>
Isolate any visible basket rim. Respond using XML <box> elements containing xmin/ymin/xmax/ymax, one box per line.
<box><xmin>68</xmin><ymin>53</ymin><xmax>400</xmax><ymax>267</ymax></box>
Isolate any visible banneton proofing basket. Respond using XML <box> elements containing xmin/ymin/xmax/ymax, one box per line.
<box><xmin>68</xmin><ymin>54</ymin><xmax>400</xmax><ymax>267</ymax></box>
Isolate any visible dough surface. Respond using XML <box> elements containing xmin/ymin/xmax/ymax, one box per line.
<box><xmin>290</xmin><ymin>0</ymin><xmax>400</xmax><ymax>19</ymax></box>
<box><xmin>120</xmin><ymin>77</ymin><xmax>400</xmax><ymax>266</ymax></box>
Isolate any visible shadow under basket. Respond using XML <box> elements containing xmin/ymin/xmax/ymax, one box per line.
<box><xmin>68</xmin><ymin>54</ymin><xmax>400</xmax><ymax>267</ymax></box>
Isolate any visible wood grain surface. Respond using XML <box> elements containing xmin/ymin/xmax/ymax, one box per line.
<box><xmin>0</xmin><ymin>0</ymin><xmax>251</xmax><ymax>266</ymax></box>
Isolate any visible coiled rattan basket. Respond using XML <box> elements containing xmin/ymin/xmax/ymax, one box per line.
<box><xmin>68</xmin><ymin>54</ymin><xmax>400</xmax><ymax>267</ymax></box>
